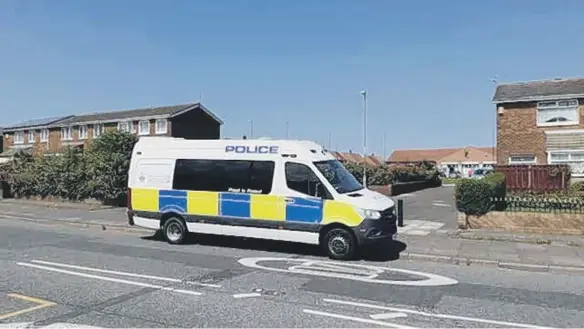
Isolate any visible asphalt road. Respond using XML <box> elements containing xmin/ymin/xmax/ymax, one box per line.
<box><xmin>1</xmin><ymin>217</ymin><xmax>584</xmax><ymax>328</ymax></box>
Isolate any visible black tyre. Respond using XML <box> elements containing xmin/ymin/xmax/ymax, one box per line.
<box><xmin>163</xmin><ymin>217</ymin><xmax>187</xmax><ymax>245</ymax></box>
<box><xmin>322</xmin><ymin>227</ymin><xmax>357</xmax><ymax>260</ymax></box>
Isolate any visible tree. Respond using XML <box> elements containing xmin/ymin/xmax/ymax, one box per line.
<box><xmin>86</xmin><ymin>131</ymin><xmax>138</xmax><ymax>204</ymax></box>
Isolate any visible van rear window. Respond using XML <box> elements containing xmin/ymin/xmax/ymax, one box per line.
<box><xmin>172</xmin><ymin>159</ymin><xmax>275</xmax><ymax>194</ymax></box>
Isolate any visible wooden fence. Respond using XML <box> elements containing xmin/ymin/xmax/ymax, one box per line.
<box><xmin>495</xmin><ymin>165</ymin><xmax>571</xmax><ymax>192</ymax></box>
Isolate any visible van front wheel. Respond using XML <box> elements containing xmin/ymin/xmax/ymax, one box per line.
<box><xmin>163</xmin><ymin>217</ymin><xmax>187</xmax><ymax>244</ymax></box>
<box><xmin>322</xmin><ymin>227</ymin><xmax>357</xmax><ymax>260</ymax></box>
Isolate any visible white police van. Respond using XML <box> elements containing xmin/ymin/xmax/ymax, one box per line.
<box><xmin>127</xmin><ymin>137</ymin><xmax>397</xmax><ymax>260</ymax></box>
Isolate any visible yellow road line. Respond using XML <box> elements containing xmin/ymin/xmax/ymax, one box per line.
<box><xmin>0</xmin><ymin>293</ymin><xmax>56</xmax><ymax>320</ymax></box>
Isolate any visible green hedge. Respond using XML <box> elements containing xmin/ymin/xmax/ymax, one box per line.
<box><xmin>0</xmin><ymin>134</ymin><xmax>439</xmax><ymax>204</ymax></box>
<box><xmin>343</xmin><ymin>162</ymin><xmax>440</xmax><ymax>186</ymax></box>
<box><xmin>1</xmin><ymin>131</ymin><xmax>138</xmax><ymax>204</ymax></box>
<box><xmin>455</xmin><ymin>172</ymin><xmax>506</xmax><ymax>216</ymax></box>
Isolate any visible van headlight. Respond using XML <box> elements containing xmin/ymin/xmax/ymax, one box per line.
<box><xmin>355</xmin><ymin>207</ymin><xmax>381</xmax><ymax>220</ymax></box>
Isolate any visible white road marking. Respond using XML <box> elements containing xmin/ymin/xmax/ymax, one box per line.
<box><xmin>370</xmin><ymin>312</ymin><xmax>408</xmax><ymax>320</ymax></box>
<box><xmin>30</xmin><ymin>259</ymin><xmax>222</xmax><ymax>288</ymax></box>
<box><xmin>323</xmin><ymin>298</ymin><xmax>556</xmax><ymax>329</ymax></box>
<box><xmin>238</xmin><ymin>257</ymin><xmax>458</xmax><ymax>286</ymax></box>
<box><xmin>0</xmin><ymin>323</ymin><xmax>104</xmax><ymax>329</ymax></box>
<box><xmin>303</xmin><ymin>309</ymin><xmax>417</xmax><ymax>329</ymax></box>
<box><xmin>432</xmin><ymin>203</ymin><xmax>451</xmax><ymax>207</ymax></box>
<box><xmin>17</xmin><ymin>262</ymin><xmax>202</xmax><ymax>296</ymax></box>
<box><xmin>232</xmin><ymin>292</ymin><xmax>262</xmax><ymax>299</ymax></box>
<box><xmin>62</xmin><ymin>217</ymin><xmax>82</xmax><ymax>221</ymax></box>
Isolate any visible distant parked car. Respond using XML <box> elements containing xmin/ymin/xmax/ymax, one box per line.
<box><xmin>471</xmin><ymin>168</ymin><xmax>494</xmax><ymax>179</ymax></box>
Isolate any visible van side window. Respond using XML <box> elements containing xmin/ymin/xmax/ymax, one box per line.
<box><xmin>173</xmin><ymin>159</ymin><xmax>274</xmax><ymax>194</ymax></box>
<box><xmin>285</xmin><ymin>162</ymin><xmax>331</xmax><ymax>199</ymax></box>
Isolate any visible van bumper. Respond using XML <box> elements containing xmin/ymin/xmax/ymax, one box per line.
<box><xmin>352</xmin><ymin>217</ymin><xmax>397</xmax><ymax>246</ymax></box>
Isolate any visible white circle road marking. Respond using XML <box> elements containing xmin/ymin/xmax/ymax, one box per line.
<box><xmin>238</xmin><ymin>257</ymin><xmax>458</xmax><ymax>286</ymax></box>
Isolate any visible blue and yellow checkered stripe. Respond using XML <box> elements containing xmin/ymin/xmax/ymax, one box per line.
<box><xmin>131</xmin><ymin>188</ymin><xmax>362</xmax><ymax>226</ymax></box>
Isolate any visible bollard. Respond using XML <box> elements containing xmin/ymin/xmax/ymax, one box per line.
<box><xmin>397</xmin><ymin>199</ymin><xmax>404</xmax><ymax>227</ymax></box>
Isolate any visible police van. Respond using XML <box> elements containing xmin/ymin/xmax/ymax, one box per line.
<box><xmin>126</xmin><ymin>137</ymin><xmax>397</xmax><ymax>260</ymax></box>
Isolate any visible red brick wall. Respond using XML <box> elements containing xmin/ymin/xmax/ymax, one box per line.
<box><xmin>497</xmin><ymin>100</ymin><xmax>584</xmax><ymax>165</ymax></box>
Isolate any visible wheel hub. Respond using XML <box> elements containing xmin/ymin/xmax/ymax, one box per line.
<box><xmin>166</xmin><ymin>222</ymin><xmax>182</xmax><ymax>241</ymax></box>
<box><xmin>328</xmin><ymin>235</ymin><xmax>348</xmax><ymax>256</ymax></box>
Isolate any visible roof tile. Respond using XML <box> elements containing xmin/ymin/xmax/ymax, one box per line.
<box><xmin>493</xmin><ymin>77</ymin><xmax>584</xmax><ymax>103</ymax></box>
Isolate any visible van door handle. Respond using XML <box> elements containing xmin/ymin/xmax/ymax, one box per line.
<box><xmin>284</xmin><ymin>197</ymin><xmax>295</xmax><ymax>204</ymax></box>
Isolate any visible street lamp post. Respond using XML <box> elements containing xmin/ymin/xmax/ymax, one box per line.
<box><xmin>249</xmin><ymin>120</ymin><xmax>254</xmax><ymax>139</ymax></box>
<box><xmin>360</xmin><ymin>90</ymin><xmax>368</xmax><ymax>187</ymax></box>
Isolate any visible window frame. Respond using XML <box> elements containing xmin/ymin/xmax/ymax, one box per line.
<box><xmin>155</xmin><ymin>119</ymin><xmax>168</xmax><ymax>135</ymax></box>
<box><xmin>138</xmin><ymin>120</ymin><xmax>150</xmax><ymax>136</ymax></box>
<box><xmin>536</xmin><ymin>99</ymin><xmax>580</xmax><ymax>127</ymax></box>
<box><xmin>13</xmin><ymin>131</ymin><xmax>24</xmax><ymax>144</ymax></box>
<box><xmin>93</xmin><ymin>124</ymin><xmax>103</xmax><ymax>138</ymax></box>
<box><xmin>284</xmin><ymin>162</ymin><xmax>333</xmax><ymax>199</ymax></box>
<box><xmin>508</xmin><ymin>155</ymin><xmax>537</xmax><ymax>165</ymax></box>
<box><xmin>172</xmin><ymin>159</ymin><xmax>275</xmax><ymax>194</ymax></box>
<box><xmin>117</xmin><ymin>121</ymin><xmax>133</xmax><ymax>133</ymax></box>
<box><xmin>78</xmin><ymin>125</ymin><xmax>88</xmax><ymax>140</ymax></box>
<box><xmin>40</xmin><ymin>129</ymin><xmax>49</xmax><ymax>142</ymax></box>
<box><xmin>61</xmin><ymin>126</ymin><xmax>73</xmax><ymax>141</ymax></box>
<box><xmin>27</xmin><ymin>130</ymin><xmax>35</xmax><ymax>144</ymax></box>
<box><xmin>548</xmin><ymin>149</ymin><xmax>584</xmax><ymax>177</ymax></box>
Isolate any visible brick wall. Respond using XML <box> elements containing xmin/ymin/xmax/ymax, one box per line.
<box><xmin>497</xmin><ymin>100</ymin><xmax>584</xmax><ymax>165</ymax></box>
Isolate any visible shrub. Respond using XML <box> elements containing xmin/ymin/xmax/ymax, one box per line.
<box><xmin>483</xmin><ymin>172</ymin><xmax>506</xmax><ymax>210</ymax></box>
<box><xmin>1</xmin><ymin>131</ymin><xmax>136</xmax><ymax>205</ymax></box>
<box><xmin>455</xmin><ymin>178</ymin><xmax>493</xmax><ymax>216</ymax></box>
<box><xmin>85</xmin><ymin>131</ymin><xmax>138</xmax><ymax>203</ymax></box>
<box><xmin>569</xmin><ymin>181</ymin><xmax>584</xmax><ymax>195</ymax></box>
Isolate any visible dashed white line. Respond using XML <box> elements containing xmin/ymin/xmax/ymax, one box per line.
<box><xmin>17</xmin><ymin>262</ymin><xmax>203</xmax><ymax>296</ymax></box>
<box><xmin>323</xmin><ymin>298</ymin><xmax>555</xmax><ymax>329</ymax></box>
<box><xmin>30</xmin><ymin>259</ymin><xmax>221</xmax><ymax>288</ymax></box>
<box><xmin>432</xmin><ymin>203</ymin><xmax>451</xmax><ymax>207</ymax></box>
<box><xmin>303</xmin><ymin>309</ymin><xmax>417</xmax><ymax>329</ymax></box>
<box><xmin>370</xmin><ymin>312</ymin><xmax>408</xmax><ymax>320</ymax></box>
<box><xmin>232</xmin><ymin>292</ymin><xmax>262</xmax><ymax>299</ymax></box>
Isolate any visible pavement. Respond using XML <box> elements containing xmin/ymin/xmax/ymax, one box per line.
<box><xmin>1</xmin><ymin>216</ymin><xmax>584</xmax><ymax>328</ymax></box>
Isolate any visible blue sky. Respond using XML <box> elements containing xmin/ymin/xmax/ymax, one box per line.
<box><xmin>1</xmin><ymin>0</ymin><xmax>584</xmax><ymax>158</ymax></box>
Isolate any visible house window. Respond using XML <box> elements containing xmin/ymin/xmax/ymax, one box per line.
<box><xmin>508</xmin><ymin>155</ymin><xmax>537</xmax><ymax>165</ymax></box>
<box><xmin>117</xmin><ymin>121</ymin><xmax>133</xmax><ymax>133</ymax></box>
<box><xmin>40</xmin><ymin>129</ymin><xmax>49</xmax><ymax>142</ymax></box>
<box><xmin>61</xmin><ymin>127</ymin><xmax>73</xmax><ymax>141</ymax></box>
<box><xmin>155</xmin><ymin>119</ymin><xmax>168</xmax><ymax>134</ymax></box>
<box><xmin>138</xmin><ymin>120</ymin><xmax>150</xmax><ymax>135</ymax></box>
<box><xmin>79</xmin><ymin>125</ymin><xmax>88</xmax><ymax>139</ymax></box>
<box><xmin>537</xmin><ymin>99</ymin><xmax>579</xmax><ymax>126</ymax></box>
<box><xmin>14</xmin><ymin>131</ymin><xmax>24</xmax><ymax>144</ymax></box>
<box><xmin>27</xmin><ymin>130</ymin><xmax>35</xmax><ymax>143</ymax></box>
<box><xmin>548</xmin><ymin>150</ymin><xmax>584</xmax><ymax>177</ymax></box>
<box><xmin>93</xmin><ymin>124</ymin><xmax>103</xmax><ymax>138</ymax></box>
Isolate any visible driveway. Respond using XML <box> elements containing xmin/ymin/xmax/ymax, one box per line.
<box><xmin>395</xmin><ymin>186</ymin><xmax>457</xmax><ymax>235</ymax></box>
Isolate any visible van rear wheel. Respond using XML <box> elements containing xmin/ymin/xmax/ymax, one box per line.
<box><xmin>322</xmin><ymin>227</ymin><xmax>357</xmax><ymax>260</ymax></box>
<box><xmin>163</xmin><ymin>217</ymin><xmax>187</xmax><ymax>244</ymax></box>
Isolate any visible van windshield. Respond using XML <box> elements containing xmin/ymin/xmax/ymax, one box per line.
<box><xmin>313</xmin><ymin>160</ymin><xmax>363</xmax><ymax>194</ymax></box>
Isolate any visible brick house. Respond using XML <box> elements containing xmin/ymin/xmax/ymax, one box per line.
<box><xmin>387</xmin><ymin>146</ymin><xmax>496</xmax><ymax>177</ymax></box>
<box><xmin>1</xmin><ymin>102</ymin><xmax>223</xmax><ymax>157</ymax></box>
<box><xmin>493</xmin><ymin>77</ymin><xmax>584</xmax><ymax>178</ymax></box>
